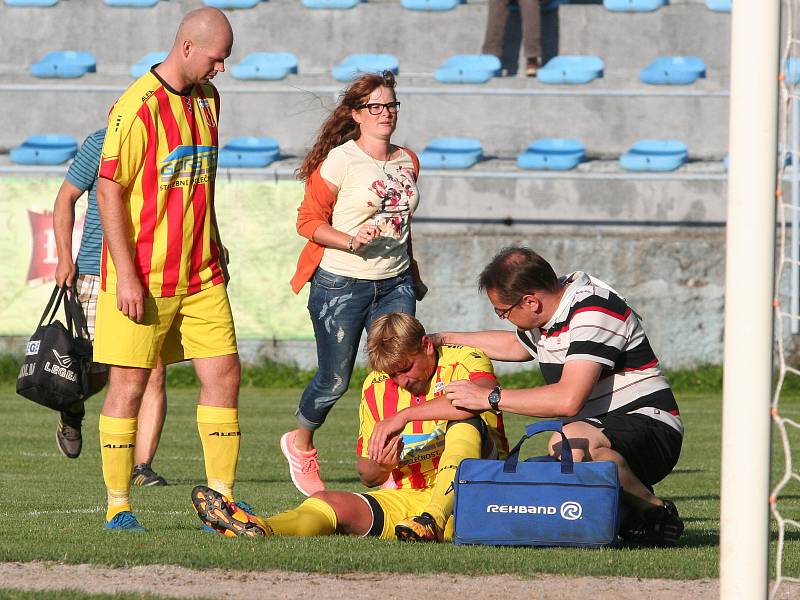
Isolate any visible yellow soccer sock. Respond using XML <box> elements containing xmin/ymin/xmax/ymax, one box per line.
<box><xmin>197</xmin><ymin>405</ymin><xmax>240</xmax><ymax>499</ymax></box>
<box><xmin>424</xmin><ymin>421</ymin><xmax>482</xmax><ymax>529</ymax></box>
<box><xmin>99</xmin><ymin>415</ymin><xmax>137</xmax><ymax>521</ymax></box>
<box><xmin>264</xmin><ymin>497</ymin><xmax>338</xmax><ymax>537</ymax></box>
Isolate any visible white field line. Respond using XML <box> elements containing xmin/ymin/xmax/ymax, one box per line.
<box><xmin>0</xmin><ymin>507</ymin><xmax>188</xmax><ymax>517</ymax></box>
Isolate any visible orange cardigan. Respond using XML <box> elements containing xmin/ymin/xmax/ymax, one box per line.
<box><xmin>290</xmin><ymin>147</ymin><xmax>421</xmax><ymax>294</ymax></box>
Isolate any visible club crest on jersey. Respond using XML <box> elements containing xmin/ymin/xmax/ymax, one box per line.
<box><xmin>434</xmin><ymin>380</ymin><xmax>445</xmax><ymax>395</ymax></box>
<box><xmin>197</xmin><ymin>97</ymin><xmax>216</xmax><ymax>128</ymax></box>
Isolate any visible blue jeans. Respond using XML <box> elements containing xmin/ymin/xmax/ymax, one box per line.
<box><xmin>296</xmin><ymin>267</ymin><xmax>416</xmax><ymax>430</ymax></box>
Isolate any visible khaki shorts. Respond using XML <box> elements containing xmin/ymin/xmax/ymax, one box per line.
<box><xmin>359</xmin><ymin>488</ymin><xmax>455</xmax><ymax>541</ymax></box>
<box><xmin>93</xmin><ymin>283</ymin><xmax>237</xmax><ymax>369</ymax></box>
<box><xmin>75</xmin><ymin>274</ymin><xmax>101</xmax><ymax>340</ymax></box>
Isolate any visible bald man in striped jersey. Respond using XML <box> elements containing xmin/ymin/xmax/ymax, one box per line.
<box><xmin>440</xmin><ymin>246</ymin><xmax>685</xmax><ymax>547</ymax></box>
<box><xmin>94</xmin><ymin>7</ymin><xmax>240</xmax><ymax>531</ymax></box>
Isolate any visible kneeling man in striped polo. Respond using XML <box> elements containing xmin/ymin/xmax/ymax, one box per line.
<box><xmin>440</xmin><ymin>246</ymin><xmax>684</xmax><ymax>547</ymax></box>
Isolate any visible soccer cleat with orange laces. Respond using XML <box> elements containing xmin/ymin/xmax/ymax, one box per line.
<box><xmin>394</xmin><ymin>512</ymin><xmax>444</xmax><ymax>542</ymax></box>
<box><xmin>190</xmin><ymin>485</ymin><xmax>269</xmax><ymax>538</ymax></box>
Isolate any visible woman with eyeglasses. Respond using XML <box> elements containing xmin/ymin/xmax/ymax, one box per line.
<box><xmin>283</xmin><ymin>70</ymin><xmax>426</xmax><ymax>496</ymax></box>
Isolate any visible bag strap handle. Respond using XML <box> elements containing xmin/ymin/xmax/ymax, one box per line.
<box><xmin>65</xmin><ymin>282</ymin><xmax>91</xmax><ymax>341</ymax></box>
<box><xmin>38</xmin><ymin>285</ymin><xmax>66</xmax><ymax>328</ymax></box>
<box><xmin>503</xmin><ymin>420</ymin><xmax>574</xmax><ymax>475</ymax></box>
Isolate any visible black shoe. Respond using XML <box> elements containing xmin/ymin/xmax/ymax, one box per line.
<box><xmin>131</xmin><ymin>463</ymin><xmax>168</xmax><ymax>486</ymax></box>
<box><xmin>620</xmin><ymin>500</ymin><xmax>684</xmax><ymax>547</ymax></box>
<box><xmin>56</xmin><ymin>418</ymin><xmax>82</xmax><ymax>459</ymax></box>
<box><xmin>526</xmin><ymin>57</ymin><xmax>542</xmax><ymax>77</ymax></box>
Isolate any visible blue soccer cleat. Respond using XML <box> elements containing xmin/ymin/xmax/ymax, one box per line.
<box><xmin>105</xmin><ymin>511</ymin><xmax>146</xmax><ymax>532</ymax></box>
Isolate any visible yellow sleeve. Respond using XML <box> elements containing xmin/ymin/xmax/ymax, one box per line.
<box><xmin>451</xmin><ymin>346</ymin><xmax>497</xmax><ymax>384</ymax></box>
<box><xmin>99</xmin><ymin>100</ymin><xmax>147</xmax><ymax>187</ymax></box>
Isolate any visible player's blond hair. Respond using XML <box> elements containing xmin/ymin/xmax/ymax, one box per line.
<box><xmin>367</xmin><ymin>313</ymin><xmax>426</xmax><ymax>374</ymax></box>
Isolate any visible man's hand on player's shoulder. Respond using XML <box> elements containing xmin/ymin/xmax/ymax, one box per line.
<box><xmin>427</xmin><ymin>332</ymin><xmax>445</xmax><ymax>347</ymax></box>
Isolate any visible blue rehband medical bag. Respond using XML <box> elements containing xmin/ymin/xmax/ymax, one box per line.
<box><xmin>453</xmin><ymin>420</ymin><xmax>621</xmax><ymax>547</ymax></box>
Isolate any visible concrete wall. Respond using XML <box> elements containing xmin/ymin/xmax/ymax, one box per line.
<box><xmin>412</xmin><ymin>224</ymin><xmax>726</xmax><ymax>370</ymax></box>
<box><xmin>226</xmin><ymin>223</ymin><xmax>726</xmax><ymax>372</ymax></box>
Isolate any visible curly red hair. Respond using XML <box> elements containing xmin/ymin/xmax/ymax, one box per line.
<box><xmin>297</xmin><ymin>70</ymin><xmax>397</xmax><ymax>181</ymax></box>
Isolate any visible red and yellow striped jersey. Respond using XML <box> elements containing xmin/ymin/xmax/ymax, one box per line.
<box><xmin>357</xmin><ymin>345</ymin><xmax>509</xmax><ymax>490</ymax></box>
<box><xmin>98</xmin><ymin>69</ymin><xmax>225</xmax><ymax>297</ymax></box>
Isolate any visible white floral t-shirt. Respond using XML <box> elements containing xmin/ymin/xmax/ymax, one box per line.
<box><xmin>318</xmin><ymin>139</ymin><xmax>420</xmax><ymax>280</ymax></box>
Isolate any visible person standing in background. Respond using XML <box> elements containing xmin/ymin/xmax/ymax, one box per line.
<box><xmin>52</xmin><ymin>127</ymin><xmax>167</xmax><ymax>487</ymax></box>
<box><xmin>482</xmin><ymin>0</ymin><xmax>543</xmax><ymax>76</ymax></box>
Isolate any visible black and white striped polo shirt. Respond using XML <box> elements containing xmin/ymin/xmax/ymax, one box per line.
<box><xmin>515</xmin><ymin>271</ymin><xmax>683</xmax><ymax>435</ymax></box>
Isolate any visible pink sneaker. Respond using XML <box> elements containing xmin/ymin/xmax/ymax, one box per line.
<box><xmin>280</xmin><ymin>431</ymin><xmax>325</xmax><ymax>496</ymax></box>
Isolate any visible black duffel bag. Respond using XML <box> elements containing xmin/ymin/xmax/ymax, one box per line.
<box><xmin>16</xmin><ymin>284</ymin><xmax>95</xmax><ymax>411</ymax></box>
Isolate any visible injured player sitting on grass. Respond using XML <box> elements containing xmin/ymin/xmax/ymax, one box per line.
<box><xmin>191</xmin><ymin>312</ymin><xmax>508</xmax><ymax>541</ymax></box>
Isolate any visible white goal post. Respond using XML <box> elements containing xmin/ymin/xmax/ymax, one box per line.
<box><xmin>719</xmin><ymin>1</ymin><xmax>780</xmax><ymax>599</ymax></box>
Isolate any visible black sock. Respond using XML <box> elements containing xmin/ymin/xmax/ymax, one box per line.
<box><xmin>60</xmin><ymin>401</ymin><xmax>85</xmax><ymax>429</ymax></box>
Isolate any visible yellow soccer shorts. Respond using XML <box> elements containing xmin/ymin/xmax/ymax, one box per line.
<box><xmin>94</xmin><ymin>283</ymin><xmax>238</xmax><ymax>368</ymax></box>
<box><xmin>359</xmin><ymin>488</ymin><xmax>455</xmax><ymax>541</ymax></box>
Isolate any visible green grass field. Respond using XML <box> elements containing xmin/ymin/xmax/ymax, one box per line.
<box><xmin>1</xmin><ymin>384</ymin><xmax>798</xmax><ymax>583</ymax></box>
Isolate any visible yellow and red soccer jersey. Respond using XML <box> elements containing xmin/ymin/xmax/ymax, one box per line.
<box><xmin>98</xmin><ymin>70</ymin><xmax>225</xmax><ymax>298</ymax></box>
<box><xmin>357</xmin><ymin>345</ymin><xmax>509</xmax><ymax>490</ymax></box>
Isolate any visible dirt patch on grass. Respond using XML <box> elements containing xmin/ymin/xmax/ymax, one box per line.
<box><xmin>2</xmin><ymin>560</ymin><xmax>789</xmax><ymax>600</ymax></box>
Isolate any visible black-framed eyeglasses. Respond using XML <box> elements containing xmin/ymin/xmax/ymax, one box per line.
<box><xmin>494</xmin><ymin>295</ymin><xmax>525</xmax><ymax>320</ymax></box>
<box><xmin>356</xmin><ymin>101</ymin><xmax>401</xmax><ymax>115</ymax></box>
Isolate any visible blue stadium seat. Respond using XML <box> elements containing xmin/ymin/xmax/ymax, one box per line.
<box><xmin>203</xmin><ymin>0</ymin><xmax>260</xmax><ymax>8</ymax></box>
<box><xmin>332</xmin><ymin>54</ymin><xmax>399</xmax><ymax>82</ymax></box>
<box><xmin>130</xmin><ymin>52</ymin><xmax>168</xmax><ymax>78</ymax></box>
<box><xmin>517</xmin><ymin>139</ymin><xmax>585</xmax><ymax>170</ymax></box>
<box><xmin>537</xmin><ymin>56</ymin><xmax>604</xmax><ymax>85</ymax></box>
<box><xmin>401</xmin><ymin>0</ymin><xmax>464</xmax><ymax>11</ymax></box>
<box><xmin>620</xmin><ymin>140</ymin><xmax>688</xmax><ymax>172</ymax></box>
<box><xmin>218</xmin><ymin>137</ymin><xmax>280</xmax><ymax>168</ymax></box>
<box><xmin>30</xmin><ymin>51</ymin><xmax>96</xmax><ymax>79</ymax></box>
<box><xmin>434</xmin><ymin>55</ymin><xmax>501</xmax><ymax>84</ymax></box>
<box><xmin>303</xmin><ymin>0</ymin><xmax>361</xmax><ymax>7</ymax></box>
<box><xmin>10</xmin><ymin>135</ymin><xmax>78</xmax><ymax>166</ymax></box>
<box><xmin>706</xmin><ymin>0</ymin><xmax>731</xmax><ymax>12</ymax></box>
<box><xmin>419</xmin><ymin>138</ymin><xmax>483</xmax><ymax>169</ymax></box>
<box><xmin>603</xmin><ymin>0</ymin><xmax>665</xmax><ymax>11</ymax></box>
<box><xmin>104</xmin><ymin>0</ymin><xmax>159</xmax><ymax>6</ymax></box>
<box><xmin>640</xmin><ymin>56</ymin><xmax>706</xmax><ymax>85</ymax></box>
<box><xmin>4</xmin><ymin>0</ymin><xmax>58</xmax><ymax>5</ymax></box>
<box><xmin>231</xmin><ymin>53</ymin><xmax>298</xmax><ymax>80</ymax></box>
